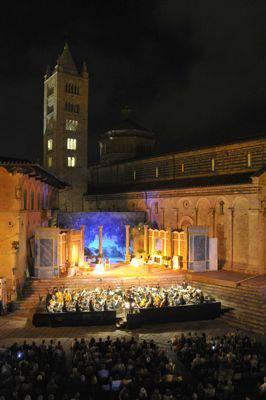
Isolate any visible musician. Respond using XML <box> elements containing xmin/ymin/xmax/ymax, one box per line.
<box><xmin>46</xmin><ymin>290</ymin><xmax>53</xmax><ymax>311</ymax></box>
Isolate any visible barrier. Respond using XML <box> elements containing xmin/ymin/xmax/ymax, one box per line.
<box><xmin>126</xmin><ymin>302</ymin><xmax>221</xmax><ymax>327</ymax></box>
<box><xmin>33</xmin><ymin>302</ymin><xmax>221</xmax><ymax>327</ymax></box>
<box><xmin>32</xmin><ymin>310</ymin><xmax>116</xmax><ymax>327</ymax></box>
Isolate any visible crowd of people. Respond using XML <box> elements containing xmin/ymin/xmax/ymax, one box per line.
<box><xmin>0</xmin><ymin>333</ymin><xmax>265</xmax><ymax>400</ymax></box>
<box><xmin>0</xmin><ymin>339</ymin><xmax>66</xmax><ymax>400</ymax></box>
<box><xmin>172</xmin><ymin>330</ymin><xmax>266</xmax><ymax>399</ymax></box>
<box><xmin>46</xmin><ymin>284</ymin><xmax>214</xmax><ymax>313</ymax></box>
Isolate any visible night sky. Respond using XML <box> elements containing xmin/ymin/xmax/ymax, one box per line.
<box><xmin>1</xmin><ymin>0</ymin><xmax>265</xmax><ymax>163</ymax></box>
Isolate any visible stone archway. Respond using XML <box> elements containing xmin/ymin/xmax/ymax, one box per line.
<box><xmin>196</xmin><ymin>198</ymin><xmax>212</xmax><ymax>231</ymax></box>
<box><xmin>180</xmin><ymin>216</ymin><xmax>194</xmax><ymax>231</ymax></box>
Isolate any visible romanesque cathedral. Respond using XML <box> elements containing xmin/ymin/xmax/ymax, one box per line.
<box><xmin>42</xmin><ymin>44</ymin><xmax>266</xmax><ymax>275</ymax></box>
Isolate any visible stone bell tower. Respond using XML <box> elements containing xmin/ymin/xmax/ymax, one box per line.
<box><xmin>43</xmin><ymin>43</ymin><xmax>89</xmax><ymax>211</ymax></box>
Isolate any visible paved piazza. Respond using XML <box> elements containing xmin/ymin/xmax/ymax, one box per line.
<box><xmin>0</xmin><ymin>310</ymin><xmax>258</xmax><ymax>352</ymax></box>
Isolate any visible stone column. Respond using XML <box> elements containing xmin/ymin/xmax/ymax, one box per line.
<box><xmin>98</xmin><ymin>226</ymin><xmax>103</xmax><ymax>258</ymax></box>
<box><xmin>211</xmin><ymin>207</ymin><xmax>216</xmax><ymax>237</ymax></box>
<box><xmin>163</xmin><ymin>230</ymin><xmax>167</xmax><ymax>256</ymax></box>
<box><xmin>151</xmin><ymin>229</ymin><xmax>155</xmax><ymax>255</ymax></box>
<box><xmin>177</xmin><ymin>232</ymin><xmax>181</xmax><ymax>256</ymax></box>
<box><xmin>144</xmin><ymin>224</ymin><xmax>149</xmax><ymax>255</ymax></box>
<box><xmin>228</xmin><ymin>208</ymin><xmax>234</xmax><ymax>270</ymax></box>
<box><xmin>248</xmin><ymin>208</ymin><xmax>263</xmax><ymax>274</ymax></box>
<box><xmin>195</xmin><ymin>207</ymin><xmax>199</xmax><ymax>226</ymax></box>
<box><xmin>125</xmin><ymin>224</ymin><xmax>130</xmax><ymax>263</ymax></box>
<box><xmin>81</xmin><ymin>225</ymin><xmax>85</xmax><ymax>261</ymax></box>
<box><xmin>173</xmin><ymin>208</ymin><xmax>179</xmax><ymax>229</ymax></box>
<box><xmin>160</xmin><ymin>208</ymin><xmax>165</xmax><ymax>229</ymax></box>
<box><xmin>167</xmin><ymin>227</ymin><xmax>172</xmax><ymax>259</ymax></box>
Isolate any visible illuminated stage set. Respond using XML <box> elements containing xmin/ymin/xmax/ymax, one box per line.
<box><xmin>34</xmin><ymin>212</ymin><xmax>218</xmax><ymax>280</ymax></box>
<box><xmin>33</xmin><ymin>212</ymin><xmax>221</xmax><ymax>327</ymax></box>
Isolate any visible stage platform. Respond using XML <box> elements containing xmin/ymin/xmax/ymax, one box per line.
<box><xmin>33</xmin><ymin>302</ymin><xmax>221</xmax><ymax>328</ymax></box>
<box><xmin>31</xmin><ymin>264</ymin><xmax>266</xmax><ymax>289</ymax></box>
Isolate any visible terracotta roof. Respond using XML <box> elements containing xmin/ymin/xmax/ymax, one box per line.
<box><xmin>85</xmin><ymin>171</ymin><xmax>255</xmax><ymax>195</ymax></box>
<box><xmin>0</xmin><ymin>157</ymin><xmax>70</xmax><ymax>189</ymax></box>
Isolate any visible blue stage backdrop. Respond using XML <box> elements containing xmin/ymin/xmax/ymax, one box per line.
<box><xmin>58</xmin><ymin>212</ymin><xmax>146</xmax><ymax>263</ymax></box>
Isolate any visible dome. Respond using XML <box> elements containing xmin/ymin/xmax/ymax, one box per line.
<box><xmin>99</xmin><ymin>118</ymin><xmax>156</xmax><ymax>163</ymax></box>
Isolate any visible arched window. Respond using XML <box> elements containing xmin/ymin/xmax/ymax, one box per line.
<box><xmin>37</xmin><ymin>193</ymin><xmax>41</xmax><ymax>210</ymax></box>
<box><xmin>23</xmin><ymin>189</ymin><xmax>27</xmax><ymax>210</ymax></box>
<box><xmin>30</xmin><ymin>191</ymin><xmax>34</xmax><ymax>210</ymax></box>
<box><xmin>247</xmin><ymin>152</ymin><xmax>252</xmax><ymax>167</ymax></box>
<box><xmin>43</xmin><ymin>192</ymin><xmax>46</xmax><ymax>210</ymax></box>
<box><xmin>211</xmin><ymin>158</ymin><xmax>215</xmax><ymax>172</ymax></box>
<box><xmin>219</xmin><ymin>201</ymin><xmax>225</xmax><ymax>215</ymax></box>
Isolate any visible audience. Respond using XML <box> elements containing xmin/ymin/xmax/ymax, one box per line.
<box><xmin>0</xmin><ymin>332</ymin><xmax>265</xmax><ymax>400</ymax></box>
<box><xmin>172</xmin><ymin>330</ymin><xmax>266</xmax><ymax>399</ymax></box>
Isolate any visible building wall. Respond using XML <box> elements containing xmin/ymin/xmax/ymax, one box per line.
<box><xmin>85</xmin><ymin>177</ymin><xmax>266</xmax><ymax>274</ymax></box>
<box><xmin>0</xmin><ymin>167</ymin><xmax>59</xmax><ymax>298</ymax></box>
<box><xmin>89</xmin><ymin>138</ymin><xmax>266</xmax><ymax>188</ymax></box>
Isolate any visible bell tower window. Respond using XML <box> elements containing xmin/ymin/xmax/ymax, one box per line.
<box><xmin>68</xmin><ymin>156</ymin><xmax>76</xmax><ymax>167</ymax></box>
<box><xmin>67</xmin><ymin>138</ymin><xmax>77</xmax><ymax>150</ymax></box>
<box><xmin>66</xmin><ymin>119</ymin><xmax>78</xmax><ymax>131</ymax></box>
<box><xmin>47</xmin><ymin>139</ymin><xmax>53</xmax><ymax>151</ymax></box>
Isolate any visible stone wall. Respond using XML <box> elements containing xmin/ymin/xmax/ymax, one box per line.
<box><xmin>89</xmin><ymin>138</ymin><xmax>266</xmax><ymax>188</ymax></box>
<box><xmin>0</xmin><ymin>167</ymin><xmax>60</xmax><ymax>297</ymax></box>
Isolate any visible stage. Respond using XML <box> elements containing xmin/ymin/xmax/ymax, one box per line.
<box><xmin>33</xmin><ymin>302</ymin><xmax>222</xmax><ymax>328</ymax></box>
<box><xmin>38</xmin><ymin>263</ymin><xmax>265</xmax><ymax>289</ymax></box>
